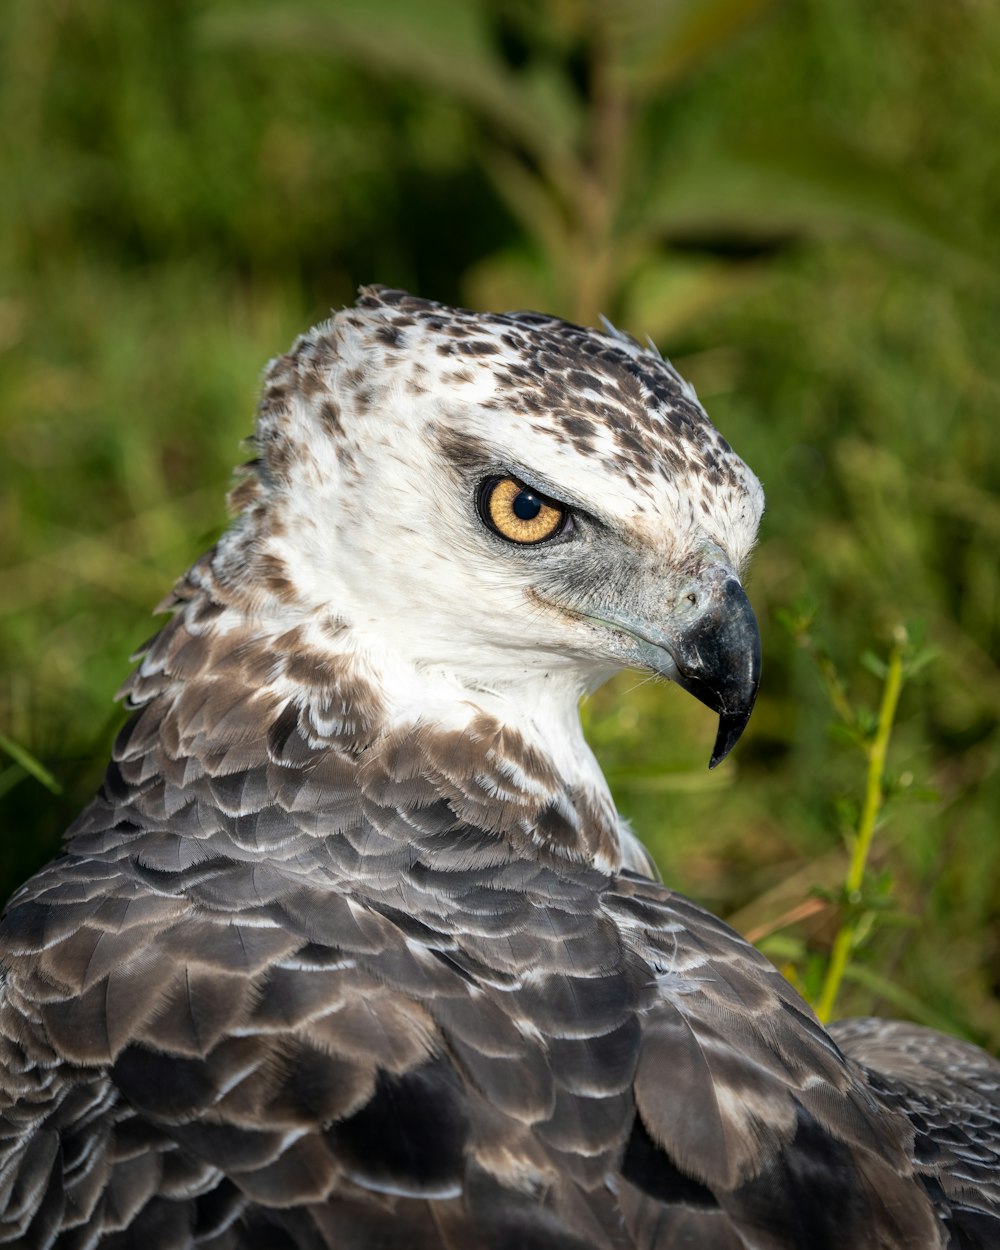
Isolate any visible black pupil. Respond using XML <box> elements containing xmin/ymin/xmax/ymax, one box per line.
<box><xmin>513</xmin><ymin>489</ymin><xmax>542</xmax><ymax>521</ymax></box>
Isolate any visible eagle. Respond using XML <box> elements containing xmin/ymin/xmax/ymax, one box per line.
<box><xmin>1</xmin><ymin>287</ymin><xmax>998</xmax><ymax>1249</ymax></box>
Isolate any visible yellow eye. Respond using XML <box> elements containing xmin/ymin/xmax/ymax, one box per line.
<box><xmin>479</xmin><ymin>477</ymin><xmax>567</xmax><ymax>545</ymax></box>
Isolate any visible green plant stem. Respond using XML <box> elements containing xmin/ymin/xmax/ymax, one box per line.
<box><xmin>0</xmin><ymin>733</ymin><xmax>62</xmax><ymax>795</ymax></box>
<box><xmin>815</xmin><ymin>640</ymin><xmax>905</xmax><ymax>1024</ymax></box>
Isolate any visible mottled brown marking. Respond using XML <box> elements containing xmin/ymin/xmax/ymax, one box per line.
<box><xmin>298</xmin><ymin>364</ymin><xmax>328</xmax><ymax>402</ymax></box>
<box><xmin>319</xmin><ymin>399</ymin><xmax>342</xmax><ymax>436</ymax></box>
<box><xmin>375</xmin><ymin>324</ymin><xmax>404</xmax><ymax>349</ymax></box>
<box><xmin>435</xmin><ymin>427</ymin><xmax>492</xmax><ymax>476</ymax></box>
<box><xmin>261</xmin><ymin>431</ymin><xmax>294</xmax><ymax>483</ymax></box>
<box><xmin>456</xmin><ymin>340</ymin><xmax>499</xmax><ymax>356</ymax></box>
<box><xmin>256</xmin><ymin>555</ymin><xmax>295</xmax><ymax>602</ymax></box>
<box><xmin>228</xmin><ymin>473</ymin><xmax>262</xmax><ymax>514</ymax></box>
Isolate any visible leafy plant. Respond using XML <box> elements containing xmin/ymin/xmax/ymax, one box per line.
<box><xmin>771</xmin><ymin>612</ymin><xmax>937</xmax><ymax>1021</ymax></box>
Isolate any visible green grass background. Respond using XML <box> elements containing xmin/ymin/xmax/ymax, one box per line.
<box><xmin>2</xmin><ymin>0</ymin><xmax>998</xmax><ymax>1042</ymax></box>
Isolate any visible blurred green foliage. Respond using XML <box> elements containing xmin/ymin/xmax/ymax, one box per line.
<box><xmin>2</xmin><ymin>0</ymin><xmax>998</xmax><ymax>1042</ymax></box>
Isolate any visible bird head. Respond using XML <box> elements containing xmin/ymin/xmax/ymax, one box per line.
<box><xmin>220</xmin><ymin>288</ymin><xmax>764</xmax><ymax>769</ymax></box>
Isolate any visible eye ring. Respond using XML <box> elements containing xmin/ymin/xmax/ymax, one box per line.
<box><xmin>477</xmin><ymin>476</ymin><xmax>569</xmax><ymax>545</ymax></box>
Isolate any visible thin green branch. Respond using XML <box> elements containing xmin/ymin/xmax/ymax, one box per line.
<box><xmin>815</xmin><ymin>635</ymin><xmax>905</xmax><ymax>1023</ymax></box>
<box><xmin>0</xmin><ymin>733</ymin><xmax>62</xmax><ymax>795</ymax></box>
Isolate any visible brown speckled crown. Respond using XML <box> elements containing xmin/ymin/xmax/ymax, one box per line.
<box><xmin>227</xmin><ymin>287</ymin><xmax>759</xmax><ymax>551</ymax></box>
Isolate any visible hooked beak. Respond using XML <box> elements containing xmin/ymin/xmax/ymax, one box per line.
<box><xmin>594</xmin><ymin>573</ymin><xmax>761</xmax><ymax>768</ymax></box>
<box><xmin>668</xmin><ymin>578</ymin><xmax>761</xmax><ymax>768</ymax></box>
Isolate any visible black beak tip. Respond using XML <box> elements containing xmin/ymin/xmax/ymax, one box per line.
<box><xmin>709</xmin><ymin>708</ymin><xmax>755</xmax><ymax>770</ymax></box>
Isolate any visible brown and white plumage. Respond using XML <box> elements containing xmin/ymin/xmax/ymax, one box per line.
<box><xmin>2</xmin><ymin>287</ymin><xmax>998</xmax><ymax>1248</ymax></box>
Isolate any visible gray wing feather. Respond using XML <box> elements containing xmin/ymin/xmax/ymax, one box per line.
<box><xmin>832</xmin><ymin>1016</ymin><xmax>1000</xmax><ymax>1248</ymax></box>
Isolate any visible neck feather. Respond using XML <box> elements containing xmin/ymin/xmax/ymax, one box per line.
<box><xmin>85</xmin><ymin>553</ymin><xmax>637</xmax><ymax>876</ymax></box>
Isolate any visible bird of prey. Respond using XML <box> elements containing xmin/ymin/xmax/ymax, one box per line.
<box><xmin>2</xmin><ymin>287</ymin><xmax>998</xmax><ymax>1249</ymax></box>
